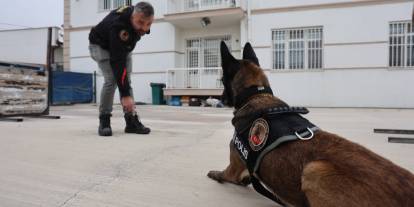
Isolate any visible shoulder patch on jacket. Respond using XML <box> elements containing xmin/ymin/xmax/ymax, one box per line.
<box><xmin>249</xmin><ymin>118</ymin><xmax>269</xmax><ymax>151</ymax></box>
<box><xmin>116</xmin><ymin>5</ymin><xmax>129</xmax><ymax>13</ymax></box>
<box><xmin>119</xmin><ymin>30</ymin><xmax>129</xmax><ymax>42</ymax></box>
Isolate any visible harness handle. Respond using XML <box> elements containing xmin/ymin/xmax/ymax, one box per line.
<box><xmin>295</xmin><ymin>127</ymin><xmax>315</xmax><ymax>140</ymax></box>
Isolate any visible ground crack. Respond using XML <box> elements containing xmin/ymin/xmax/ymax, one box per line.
<box><xmin>58</xmin><ymin>165</ymin><xmax>123</xmax><ymax>207</ymax></box>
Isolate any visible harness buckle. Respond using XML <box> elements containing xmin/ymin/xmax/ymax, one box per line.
<box><xmin>295</xmin><ymin>127</ymin><xmax>314</xmax><ymax>140</ymax></box>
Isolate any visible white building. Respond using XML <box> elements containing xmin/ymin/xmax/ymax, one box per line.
<box><xmin>0</xmin><ymin>27</ymin><xmax>63</xmax><ymax>70</ymax></box>
<box><xmin>64</xmin><ymin>0</ymin><xmax>414</xmax><ymax>108</ymax></box>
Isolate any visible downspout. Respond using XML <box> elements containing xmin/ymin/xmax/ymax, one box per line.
<box><xmin>46</xmin><ymin>27</ymin><xmax>53</xmax><ymax>113</ymax></box>
<box><xmin>247</xmin><ymin>0</ymin><xmax>252</xmax><ymax>43</ymax></box>
<box><xmin>412</xmin><ymin>0</ymin><xmax>414</xmax><ymax>23</ymax></box>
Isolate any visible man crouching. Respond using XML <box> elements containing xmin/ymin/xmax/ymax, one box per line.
<box><xmin>89</xmin><ymin>2</ymin><xmax>153</xmax><ymax>136</ymax></box>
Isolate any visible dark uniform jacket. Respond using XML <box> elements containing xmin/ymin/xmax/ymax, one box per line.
<box><xmin>89</xmin><ymin>5</ymin><xmax>148</xmax><ymax>97</ymax></box>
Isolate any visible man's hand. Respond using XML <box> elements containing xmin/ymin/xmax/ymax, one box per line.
<box><xmin>121</xmin><ymin>96</ymin><xmax>135</xmax><ymax>112</ymax></box>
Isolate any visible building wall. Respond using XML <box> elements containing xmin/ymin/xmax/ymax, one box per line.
<box><xmin>266</xmin><ymin>68</ymin><xmax>414</xmax><ymax>108</ymax></box>
<box><xmin>0</xmin><ymin>28</ymin><xmax>49</xmax><ymax>65</ymax></box>
<box><xmin>68</xmin><ymin>22</ymin><xmax>179</xmax><ymax>103</ymax></box>
<box><xmin>250</xmin><ymin>1</ymin><xmax>411</xmax><ymax>69</ymax></box>
<box><xmin>53</xmin><ymin>47</ymin><xmax>64</xmax><ymax>71</ymax></box>
<box><xmin>67</xmin><ymin>0</ymin><xmax>242</xmax><ymax>103</ymax></box>
<box><xmin>250</xmin><ymin>1</ymin><xmax>414</xmax><ymax>107</ymax></box>
<box><xmin>70</xmin><ymin>0</ymin><xmax>166</xmax><ymax>28</ymax></box>
<box><xmin>67</xmin><ymin>0</ymin><xmax>414</xmax><ymax>107</ymax></box>
<box><xmin>250</xmin><ymin>0</ymin><xmax>393</xmax><ymax>9</ymax></box>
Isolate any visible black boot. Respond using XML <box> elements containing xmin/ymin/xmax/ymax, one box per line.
<box><xmin>98</xmin><ymin>114</ymin><xmax>112</xmax><ymax>136</ymax></box>
<box><xmin>124</xmin><ymin>112</ymin><xmax>151</xmax><ymax>134</ymax></box>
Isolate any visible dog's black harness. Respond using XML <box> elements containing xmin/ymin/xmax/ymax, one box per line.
<box><xmin>232</xmin><ymin>86</ymin><xmax>319</xmax><ymax>206</ymax></box>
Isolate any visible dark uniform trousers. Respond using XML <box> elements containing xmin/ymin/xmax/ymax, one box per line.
<box><xmin>89</xmin><ymin>44</ymin><xmax>133</xmax><ymax>115</ymax></box>
<box><xmin>89</xmin><ymin>5</ymin><xmax>142</xmax><ymax>115</ymax></box>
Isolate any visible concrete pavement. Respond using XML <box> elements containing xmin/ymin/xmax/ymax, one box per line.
<box><xmin>0</xmin><ymin>105</ymin><xmax>413</xmax><ymax>207</ymax></box>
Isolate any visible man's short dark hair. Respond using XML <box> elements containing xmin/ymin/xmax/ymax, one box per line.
<box><xmin>134</xmin><ymin>2</ymin><xmax>154</xmax><ymax>17</ymax></box>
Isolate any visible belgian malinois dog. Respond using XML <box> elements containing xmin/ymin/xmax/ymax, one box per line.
<box><xmin>207</xmin><ymin>41</ymin><xmax>414</xmax><ymax>207</ymax></box>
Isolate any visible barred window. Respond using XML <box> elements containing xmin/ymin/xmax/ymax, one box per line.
<box><xmin>186</xmin><ymin>35</ymin><xmax>231</xmax><ymax>68</ymax></box>
<box><xmin>272</xmin><ymin>27</ymin><xmax>323</xmax><ymax>70</ymax></box>
<box><xmin>389</xmin><ymin>21</ymin><xmax>414</xmax><ymax>67</ymax></box>
<box><xmin>99</xmin><ymin>0</ymin><xmax>132</xmax><ymax>11</ymax></box>
<box><xmin>186</xmin><ymin>39</ymin><xmax>201</xmax><ymax>68</ymax></box>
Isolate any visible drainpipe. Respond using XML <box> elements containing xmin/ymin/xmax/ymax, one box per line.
<box><xmin>247</xmin><ymin>0</ymin><xmax>252</xmax><ymax>43</ymax></box>
<box><xmin>412</xmin><ymin>0</ymin><xmax>414</xmax><ymax>23</ymax></box>
<box><xmin>46</xmin><ymin>27</ymin><xmax>53</xmax><ymax>111</ymax></box>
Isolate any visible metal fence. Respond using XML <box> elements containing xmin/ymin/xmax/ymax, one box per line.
<box><xmin>167</xmin><ymin>0</ymin><xmax>238</xmax><ymax>14</ymax></box>
<box><xmin>98</xmin><ymin>0</ymin><xmax>131</xmax><ymax>12</ymax></box>
<box><xmin>52</xmin><ymin>71</ymin><xmax>93</xmax><ymax>105</ymax></box>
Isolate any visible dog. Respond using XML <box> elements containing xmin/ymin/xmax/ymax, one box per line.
<box><xmin>207</xmin><ymin>41</ymin><xmax>414</xmax><ymax>207</ymax></box>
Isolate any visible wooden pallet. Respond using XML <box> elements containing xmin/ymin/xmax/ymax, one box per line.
<box><xmin>0</xmin><ymin>65</ymin><xmax>48</xmax><ymax>116</ymax></box>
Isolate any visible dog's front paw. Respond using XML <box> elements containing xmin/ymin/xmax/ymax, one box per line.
<box><xmin>207</xmin><ymin>170</ymin><xmax>223</xmax><ymax>183</ymax></box>
<box><xmin>239</xmin><ymin>176</ymin><xmax>251</xmax><ymax>186</ymax></box>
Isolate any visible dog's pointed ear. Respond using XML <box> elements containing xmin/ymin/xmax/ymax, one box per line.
<box><xmin>243</xmin><ymin>42</ymin><xmax>260</xmax><ymax>66</ymax></box>
<box><xmin>220</xmin><ymin>41</ymin><xmax>238</xmax><ymax>69</ymax></box>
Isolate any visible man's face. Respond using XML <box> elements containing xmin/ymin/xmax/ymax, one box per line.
<box><xmin>130</xmin><ymin>12</ymin><xmax>154</xmax><ymax>36</ymax></box>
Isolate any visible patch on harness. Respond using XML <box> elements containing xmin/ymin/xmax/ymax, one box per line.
<box><xmin>249</xmin><ymin>118</ymin><xmax>269</xmax><ymax>151</ymax></box>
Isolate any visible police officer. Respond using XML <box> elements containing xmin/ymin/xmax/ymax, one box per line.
<box><xmin>89</xmin><ymin>2</ymin><xmax>153</xmax><ymax>136</ymax></box>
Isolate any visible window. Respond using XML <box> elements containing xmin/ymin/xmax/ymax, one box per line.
<box><xmin>186</xmin><ymin>39</ymin><xmax>201</xmax><ymax>68</ymax></box>
<box><xmin>99</xmin><ymin>0</ymin><xmax>132</xmax><ymax>11</ymax></box>
<box><xmin>389</xmin><ymin>21</ymin><xmax>414</xmax><ymax>67</ymax></box>
<box><xmin>182</xmin><ymin>36</ymin><xmax>230</xmax><ymax>88</ymax></box>
<box><xmin>272</xmin><ymin>27</ymin><xmax>323</xmax><ymax>70</ymax></box>
<box><xmin>184</xmin><ymin>0</ymin><xmax>200</xmax><ymax>11</ymax></box>
<box><xmin>186</xmin><ymin>35</ymin><xmax>231</xmax><ymax>68</ymax></box>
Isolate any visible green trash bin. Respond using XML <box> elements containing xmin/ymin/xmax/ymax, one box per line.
<box><xmin>150</xmin><ymin>83</ymin><xmax>166</xmax><ymax>105</ymax></box>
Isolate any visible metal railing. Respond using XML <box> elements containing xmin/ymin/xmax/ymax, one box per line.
<box><xmin>98</xmin><ymin>0</ymin><xmax>131</xmax><ymax>12</ymax></box>
<box><xmin>167</xmin><ymin>0</ymin><xmax>240</xmax><ymax>14</ymax></box>
<box><xmin>166</xmin><ymin>67</ymin><xmax>223</xmax><ymax>89</ymax></box>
